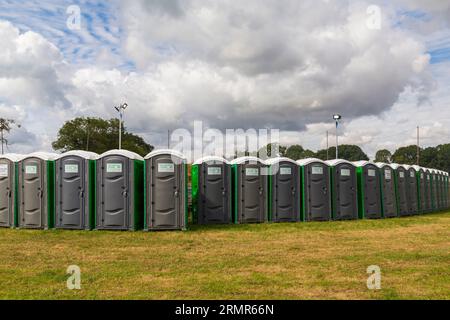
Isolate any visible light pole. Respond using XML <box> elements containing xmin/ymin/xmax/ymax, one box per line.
<box><xmin>114</xmin><ymin>103</ymin><xmax>128</xmax><ymax>150</ymax></box>
<box><xmin>333</xmin><ymin>114</ymin><xmax>342</xmax><ymax>159</ymax></box>
<box><xmin>0</xmin><ymin>118</ymin><xmax>21</xmax><ymax>155</ymax></box>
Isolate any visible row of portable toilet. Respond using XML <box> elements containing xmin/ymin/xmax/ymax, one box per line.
<box><xmin>0</xmin><ymin>149</ymin><xmax>188</xmax><ymax>231</ymax></box>
<box><xmin>191</xmin><ymin>157</ymin><xmax>450</xmax><ymax>224</ymax></box>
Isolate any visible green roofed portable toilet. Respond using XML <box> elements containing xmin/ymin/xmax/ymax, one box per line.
<box><xmin>353</xmin><ymin>161</ymin><xmax>382</xmax><ymax>219</ymax></box>
<box><xmin>192</xmin><ymin>156</ymin><xmax>231</xmax><ymax>225</ymax></box>
<box><xmin>404</xmin><ymin>165</ymin><xmax>419</xmax><ymax>215</ymax></box>
<box><xmin>55</xmin><ymin>151</ymin><xmax>98</xmax><ymax>230</ymax></box>
<box><xmin>414</xmin><ymin>166</ymin><xmax>428</xmax><ymax>214</ymax></box>
<box><xmin>145</xmin><ymin>149</ymin><xmax>187</xmax><ymax>231</ymax></box>
<box><xmin>376</xmin><ymin>163</ymin><xmax>397</xmax><ymax>218</ymax></box>
<box><xmin>326</xmin><ymin>159</ymin><xmax>358</xmax><ymax>221</ymax></box>
<box><xmin>231</xmin><ymin>157</ymin><xmax>268</xmax><ymax>224</ymax></box>
<box><xmin>18</xmin><ymin>152</ymin><xmax>57</xmax><ymax>229</ymax></box>
<box><xmin>96</xmin><ymin>150</ymin><xmax>144</xmax><ymax>231</ymax></box>
<box><xmin>391</xmin><ymin>164</ymin><xmax>409</xmax><ymax>216</ymax></box>
<box><xmin>266</xmin><ymin>157</ymin><xmax>301</xmax><ymax>223</ymax></box>
<box><xmin>430</xmin><ymin>169</ymin><xmax>439</xmax><ymax>212</ymax></box>
<box><xmin>297</xmin><ymin>158</ymin><xmax>331</xmax><ymax>222</ymax></box>
<box><xmin>0</xmin><ymin>154</ymin><xmax>21</xmax><ymax>228</ymax></box>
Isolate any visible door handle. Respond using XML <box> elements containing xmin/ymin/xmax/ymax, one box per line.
<box><xmin>38</xmin><ymin>191</ymin><xmax>43</xmax><ymax>198</ymax></box>
<box><xmin>259</xmin><ymin>188</ymin><xmax>263</xmax><ymax>195</ymax></box>
<box><xmin>323</xmin><ymin>187</ymin><xmax>328</xmax><ymax>195</ymax></box>
<box><xmin>122</xmin><ymin>190</ymin><xmax>128</xmax><ymax>198</ymax></box>
<box><xmin>174</xmin><ymin>190</ymin><xmax>179</xmax><ymax>198</ymax></box>
<box><xmin>291</xmin><ymin>187</ymin><xmax>296</xmax><ymax>195</ymax></box>
<box><xmin>79</xmin><ymin>189</ymin><xmax>85</xmax><ymax>198</ymax></box>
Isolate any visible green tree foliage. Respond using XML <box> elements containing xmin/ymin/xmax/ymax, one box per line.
<box><xmin>316</xmin><ymin>145</ymin><xmax>369</xmax><ymax>161</ymax></box>
<box><xmin>375</xmin><ymin>149</ymin><xmax>393</xmax><ymax>163</ymax></box>
<box><xmin>285</xmin><ymin>145</ymin><xmax>304</xmax><ymax>160</ymax></box>
<box><xmin>258</xmin><ymin>143</ymin><xmax>287</xmax><ymax>159</ymax></box>
<box><xmin>392</xmin><ymin>145</ymin><xmax>419</xmax><ymax>165</ymax></box>
<box><xmin>52</xmin><ymin>117</ymin><xmax>154</xmax><ymax>156</ymax></box>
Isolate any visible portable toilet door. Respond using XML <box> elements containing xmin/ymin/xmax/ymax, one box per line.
<box><xmin>55</xmin><ymin>151</ymin><xmax>98</xmax><ymax>230</ymax></box>
<box><xmin>192</xmin><ymin>156</ymin><xmax>231</xmax><ymax>225</ymax></box>
<box><xmin>435</xmin><ymin>170</ymin><xmax>443</xmax><ymax>211</ymax></box>
<box><xmin>0</xmin><ymin>154</ymin><xmax>21</xmax><ymax>228</ymax></box>
<box><xmin>392</xmin><ymin>164</ymin><xmax>409</xmax><ymax>216</ymax></box>
<box><xmin>376</xmin><ymin>163</ymin><xmax>397</xmax><ymax>218</ymax></box>
<box><xmin>354</xmin><ymin>161</ymin><xmax>382</xmax><ymax>219</ymax></box>
<box><xmin>266</xmin><ymin>157</ymin><xmax>300</xmax><ymax>223</ymax></box>
<box><xmin>440</xmin><ymin>171</ymin><xmax>447</xmax><ymax>210</ymax></box>
<box><xmin>430</xmin><ymin>169</ymin><xmax>439</xmax><ymax>212</ymax></box>
<box><xmin>231</xmin><ymin>157</ymin><xmax>268</xmax><ymax>224</ymax></box>
<box><xmin>417</xmin><ymin>167</ymin><xmax>430</xmax><ymax>214</ymax></box>
<box><xmin>326</xmin><ymin>160</ymin><xmax>358</xmax><ymax>221</ymax></box>
<box><xmin>445</xmin><ymin>172</ymin><xmax>450</xmax><ymax>210</ymax></box>
<box><xmin>405</xmin><ymin>165</ymin><xmax>419</xmax><ymax>215</ymax></box>
<box><xmin>145</xmin><ymin>150</ymin><xmax>187</xmax><ymax>231</ymax></box>
<box><xmin>96</xmin><ymin>150</ymin><xmax>144</xmax><ymax>231</ymax></box>
<box><xmin>423</xmin><ymin>169</ymin><xmax>433</xmax><ymax>213</ymax></box>
<box><xmin>18</xmin><ymin>152</ymin><xmax>57</xmax><ymax>229</ymax></box>
<box><xmin>297</xmin><ymin>158</ymin><xmax>331</xmax><ymax>222</ymax></box>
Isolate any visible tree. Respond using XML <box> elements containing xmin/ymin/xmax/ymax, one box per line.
<box><xmin>420</xmin><ymin>147</ymin><xmax>438</xmax><ymax>169</ymax></box>
<box><xmin>392</xmin><ymin>145</ymin><xmax>420</xmax><ymax>165</ymax></box>
<box><xmin>316</xmin><ymin>145</ymin><xmax>369</xmax><ymax>162</ymax></box>
<box><xmin>375</xmin><ymin>149</ymin><xmax>392</xmax><ymax>163</ymax></box>
<box><xmin>52</xmin><ymin>117</ymin><xmax>154</xmax><ymax>156</ymax></box>
<box><xmin>285</xmin><ymin>145</ymin><xmax>304</xmax><ymax>160</ymax></box>
<box><xmin>435</xmin><ymin>144</ymin><xmax>450</xmax><ymax>172</ymax></box>
<box><xmin>258</xmin><ymin>143</ymin><xmax>287</xmax><ymax>159</ymax></box>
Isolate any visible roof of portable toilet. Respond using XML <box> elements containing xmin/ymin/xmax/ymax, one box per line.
<box><xmin>265</xmin><ymin>157</ymin><xmax>298</xmax><ymax>166</ymax></box>
<box><xmin>390</xmin><ymin>163</ymin><xmax>407</xmax><ymax>170</ymax></box>
<box><xmin>412</xmin><ymin>165</ymin><xmax>423</xmax><ymax>172</ymax></box>
<box><xmin>230</xmin><ymin>156</ymin><xmax>265</xmax><ymax>165</ymax></box>
<box><xmin>99</xmin><ymin>149</ymin><xmax>144</xmax><ymax>161</ymax></box>
<box><xmin>375</xmin><ymin>162</ymin><xmax>393</xmax><ymax>169</ymax></box>
<box><xmin>54</xmin><ymin>150</ymin><xmax>99</xmax><ymax>160</ymax></box>
<box><xmin>352</xmin><ymin>160</ymin><xmax>377</xmax><ymax>167</ymax></box>
<box><xmin>193</xmin><ymin>156</ymin><xmax>229</xmax><ymax>165</ymax></box>
<box><xmin>19</xmin><ymin>152</ymin><xmax>58</xmax><ymax>161</ymax></box>
<box><xmin>325</xmin><ymin>159</ymin><xmax>355</xmax><ymax>167</ymax></box>
<box><xmin>145</xmin><ymin>149</ymin><xmax>187</xmax><ymax>160</ymax></box>
<box><xmin>296</xmin><ymin>158</ymin><xmax>327</xmax><ymax>166</ymax></box>
<box><xmin>403</xmin><ymin>164</ymin><xmax>416</xmax><ymax>171</ymax></box>
<box><xmin>0</xmin><ymin>153</ymin><xmax>23</xmax><ymax>162</ymax></box>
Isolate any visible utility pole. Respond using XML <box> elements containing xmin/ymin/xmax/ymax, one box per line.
<box><xmin>417</xmin><ymin>126</ymin><xmax>420</xmax><ymax>166</ymax></box>
<box><xmin>114</xmin><ymin>103</ymin><xmax>128</xmax><ymax>150</ymax></box>
<box><xmin>333</xmin><ymin>114</ymin><xmax>342</xmax><ymax>159</ymax></box>
<box><xmin>167</xmin><ymin>130</ymin><xmax>170</xmax><ymax>149</ymax></box>
<box><xmin>0</xmin><ymin>118</ymin><xmax>21</xmax><ymax>155</ymax></box>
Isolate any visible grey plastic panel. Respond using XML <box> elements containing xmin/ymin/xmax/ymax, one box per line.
<box><xmin>396</xmin><ymin>167</ymin><xmax>409</xmax><ymax>216</ymax></box>
<box><xmin>236</xmin><ymin>163</ymin><xmax>267</xmax><ymax>224</ymax></box>
<box><xmin>19</xmin><ymin>158</ymin><xmax>46</xmax><ymax>229</ymax></box>
<box><xmin>424</xmin><ymin>171</ymin><xmax>432</xmax><ymax>212</ymax></box>
<box><xmin>97</xmin><ymin>156</ymin><xmax>130</xmax><ymax>230</ymax></box>
<box><xmin>332</xmin><ymin>164</ymin><xmax>357</xmax><ymax>220</ymax></box>
<box><xmin>406</xmin><ymin>169</ymin><xmax>419</xmax><ymax>215</ymax></box>
<box><xmin>363</xmin><ymin>165</ymin><xmax>381</xmax><ymax>219</ymax></box>
<box><xmin>418</xmin><ymin>170</ymin><xmax>427</xmax><ymax>213</ymax></box>
<box><xmin>304</xmin><ymin>163</ymin><xmax>331</xmax><ymax>221</ymax></box>
<box><xmin>147</xmin><ymin>155</ymin><xmax>186</xmax><ymax>230</ymax></box>
<box><xmin>438</xmin><ymin>173</ymin><xmax>445</xmax><ymax>210</ymax></box>
<box><xmin>271</xmin><ymin>162</ymin><xmax>300</xmax><ymax>222</ymax></box>
<box><xmin>431</xmin><ymin>173</ymin><xmax>438</xmax><ymax>211</ymax></box>
<box><xmin>381</xmin><ymin>167</ymin><xmax>397</xmax><ymax>218</ymax></box>
<box><xmin>55</xmin><ymin>156</ymin><xmax>87</xmax><ymax>229</ymax></box>
<box><xmin>0</xmin><ymin>160</ymin><xmax>14</xmax><ymax>227</ymax></box>
<box><xmin>198</xmin><ymin>162</ymin><xmax>231</xmax><ymax>225</ymax></box>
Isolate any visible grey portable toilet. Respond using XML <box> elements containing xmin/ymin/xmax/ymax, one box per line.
<box><xmin>445</xmin><ymin>172</ymin><xmax>450</xmax><ymax>210</ymax></box>
<box><xmin>404</xmin><ymin>165</ymin><xmax>419</xmax><ymax>215</ymax></box>
<box><xmin>430</xmin><ymin>169</ymin><xmax>439</xmax><ymax>212</ymax></box>
<box><xmin>414</xmin><ymin>166</ymin><xmax>428</xmax><ymax>214</ymax></box>
<box><xmin>435</xmin><ymin>170</ymin><xmax>443</xmax><ymax>211</ymax></box>
<box><xmin>423</xmin><ymin>168</ymin><xmax>433</xmax><ymax>213</ymax></box>
<box><xmin>326</xmin><ymin>159</ymin><xmax>358</xmax><ymax>221</ymax></box>
<box><xmin>391</xmin><ymin>164</ymin><xmax>409</xmax><ymax>216</ymax></box>
<box><xmin>231</xmin><ymin>157</ymin><xmax>268</xmax><ymax>224</ymax></box>
<box><xmin>192</xmin><ymin>156</ymin><xmax>232</xmax><ymax>225</ymax></box>
<box><xmin>439</xmin><ymin>171</ymin><xmax>447</xmax><ymax>210</ymax></box>
<box><xmin>376</xmin><ymin>163</ymin><xmax>397</xmax><ymax>218</ymax></box>
<box><xmin>145</xmin><ymin>149</ymin><xmax>187</xmax><ymax>231</ymax></box>
<box><xmin>55</xmin><ymin>151</ymin><xmax>98</xmax><ymax>230</ymax></box>
<box><xmin>96</xmin><ymin>150</ymin><xmax>144</xmax><ymax>231</ymax></box>
<box><xmin>297</xmin><ymin>158</ymin><xmax>331</xmax><ymax>222</ymax></box>
<box><xmin>266</xmin><ymin>157</ymin><xmax>301</xmax><ymax>223</ymax></box>
<box><xmin>354</xmin><ymin>161</ymin><xmax>382</xmax><ymax>219</ymax></box>
<box><xmin>18</xmin><ymin>152</ymin><xmax>58</xmax><ymax>229</ymax></box>
<box><xmin>0</xmin><ymin>154</ymin><xmax>21</xmax><ymax>228</ymax></box>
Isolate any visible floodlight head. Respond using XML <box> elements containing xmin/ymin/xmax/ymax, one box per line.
<box><xmin>333</xmin><ymin>114</ymin><xmax>342</xmax><ymax>121</ymax></box>
<box><xmin>122</xmin><ymin>103</ymin><xmax>128</xmax><ymax>110</ymax></box>
<box><xmin>114</xmin><ymin>106</ymin><xmax>120</xmax><ymax>112</ymax></box>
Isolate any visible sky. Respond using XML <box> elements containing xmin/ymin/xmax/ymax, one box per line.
<box><xmin>0</xmin><ymin>0</ymin><xmax>449</xmax><ymax>159</ymax></box>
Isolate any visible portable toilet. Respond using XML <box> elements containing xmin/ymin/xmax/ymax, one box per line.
<box><xmin>391</xmin><ymin>164</ymin><xmax>409</xmax><ymax>216</ymax></box>
<box><xmin>445</xmin><ymin>172</ymin><xmax>450</xmax><ymax>209</ymax></box>
<box><xmin>423</xmin><ymin>168</ymin><xmax>433</xmax><ymax>213</ymax></box>
<box><xmin>376</xmin><ymin>163</ymin><xmax>397</xmax><ymax>218</ymax></box>
<box><xmin>415</xmin><ymin>166</ymin><xmax>430</xmax><ymax>214</ymax></box>
<box><xmin>0</xmin><ymin>154</ymin><xmax>21</xmax><ymax>228</ymax></box>
<box><xmin>430</xmin><ymin>169</ymin><xmax>439</xmax><ymax>212</ymax></box>
<box><xmin>266</xmin><ymin>157</ymin><xmax>301</xmax><ymax>223</ymax></box>
<box><xmin>439</xmin><ymin>171</ymin><xmax>447</xmax><ymax>210</ymax></box>
<box><xmin>404</xmin><ymin>165</ymin><xmax>419</xmax><ymax>215</ymax></box>
<box><xmin>145</xmin><ymin>149</ymin><xmax>187</xmax><ymax>231</ymax></box>
<box><xmin>96</xmin><ymin>150</ymin><xmax>144</xmax><ymax>231</ymax></box>
<box><xmin>436</xmin><ymin>170</ymin><xmax>443</xmax><ymax>211</ymax></box>
<box><xmin>231</xmin><ymin>157</ymin><xmax>268</xmax><ymax>224</ymax></box>
<box><xmin>326</xmin><ymin>159</ymin><xmax>358</xmax><ymax>221</ymax></box>
<box><xmin>54</xmin><ymin>151</ymin><xmax>98</xmax><ymax>230</ymax></box>
<box><xmin>18</xmin><ymin>152</ymin><xmax>57</xmax><ymax>229</ymax></box>
<box><xmin>353</xmin><ymin>161</ymin><xmax>382</xmax><ymax>219</ymax></box>
<box><xmin>297</xmin><ymin>158</ymin><xmax>331</xmax><ymax>222</ymax></box>
<box><xmin>192</xmin><ymin>156</ymin><xmax>231</xmax><ymax>225</ymax></box>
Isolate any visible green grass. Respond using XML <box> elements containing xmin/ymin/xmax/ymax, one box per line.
<box><xmin>0</xmin><ymin>212</ymin><xmax>449</xmax><ymax>300</ymax></box>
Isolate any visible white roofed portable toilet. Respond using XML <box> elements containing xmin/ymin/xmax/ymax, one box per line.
<box><xmin>297</xmin><ymin>158</ymin><xmax>331</xmax><ymax>222</ymax></box>
<box><xmin>192</xmin><ymin>156</ymin><xmax>232</xmax><ymax>225</ymax></box>
<box><xmin>326</xmin><ymin>159</ymin><xmax>358</xmax><ymax>221</ymax></box>
<box><xmin>353</xmin><ymin>161</ymin><xmax>382</xmax><ymax>219</ymax></box>
<box><xmin>266</xmin><ymin>157</ymin><xmax>301</xmax><ymax>223</ymax></box>
<box><xmin>422</xmin><ymin>168</ymin><xmax>433</xmax><ymax>213</ymax></box>
<box><xmin>391</xmin><ymin>163</ymin><xmax>409</xmax><ymax>216</ymax></box>
<box><xmin>404</xmin><ymin>165</ymin><xmax>419</xmax><ymax>215</ymax></box>
<box><xmin>413</xmin><ymin>165</ymin><xmax>429</xmax><ymax>214</ymax></box>
<box><xmin>376</xmin><ymin>163</ymin><xmax>398</xmax><ymax>218</ymax></box>
<box><xmin>0</xmin><ymin>154</ymin><xmax>22</xmax><ymax>228</ymax></box>
<box><xmin>145</xmin><ymin>149</ymin><xmax>187</xmax><ymax>231</ymax></box>
<box><xmin>55</xmin><ymin>151</ymin><xmax>98</xmax><ymax>230</ymax></box>
<box><xmin>96</xmin><ymin>150</ymin><xmax>144</xmax><ymax>231</ymax></box>
<box><xmin>429</xmin><ymin>168</ymin><xmax>439</xmax><ymax>211</ymax></box>
<box><xmin>231</xmin><ymin>157</ymin><xmax>268</xmax><ymax>224</ymax></box>
<box><xmin>18</xmin><ymin>152</ymin><xmax>58</xmax><ymax>229</ymax></box>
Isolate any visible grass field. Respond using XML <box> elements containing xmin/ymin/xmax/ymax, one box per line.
<box><xmin>0</xmin><ymin>212</ymin><xmax>449</xmax><ymax>300</ymax></box>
